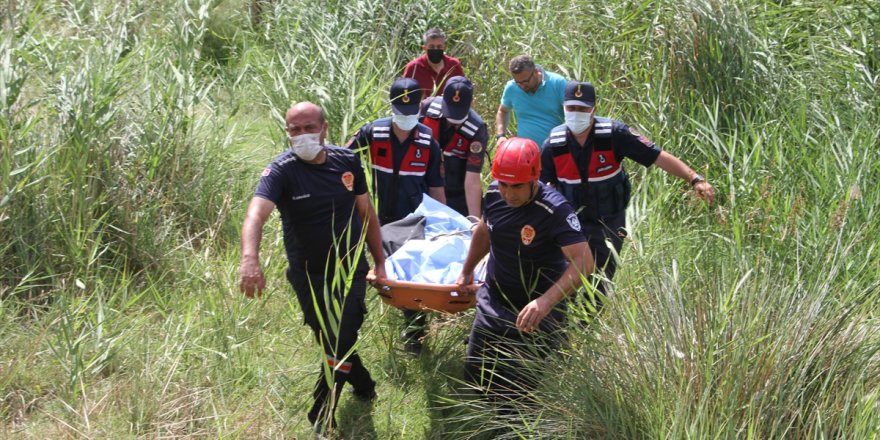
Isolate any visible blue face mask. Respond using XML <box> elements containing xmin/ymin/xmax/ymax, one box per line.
<box><xmin>392</xmin><ymin>114</ymin><xmax>420</xmax><ymax>131</ymax></box>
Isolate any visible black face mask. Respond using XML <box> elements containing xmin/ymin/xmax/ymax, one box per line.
<box><xmin>426</xmin><ymin>49</ymin><xmax>444</xmax><ymax>64</ymax></box>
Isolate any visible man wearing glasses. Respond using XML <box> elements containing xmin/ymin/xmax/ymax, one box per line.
<box><xmin>495</xmin><ymin>54</ymin><xmax>567</xmax><ymax>147</ymax></box>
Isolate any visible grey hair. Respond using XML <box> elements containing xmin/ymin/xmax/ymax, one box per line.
<box><xmin>508</xmin><ymin>55</ymin><xmax>536</xmax><ymax>74</ymax></box>
<box><xmin>423</xmin><ymin>28</ymin><xmax>446</xmax><ymax>44</ymax></box>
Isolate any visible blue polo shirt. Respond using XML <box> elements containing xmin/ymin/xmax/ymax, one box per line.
<box><xmin>255</xmin><ymin>145</ymin><xmax>369</xmax><ymax>276</ymax></box>
<box><xmin>500</xmin><ymin>68</ymin><xmax>567</xmax><ymax>145</ymax></box>
<box><xmin>482</xmin><ymin>182</ymin><xmax>586</xmax><ymax>311</ymax></box>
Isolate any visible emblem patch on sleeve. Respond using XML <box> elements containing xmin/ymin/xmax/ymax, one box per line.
<box><xmin>629</xmin><ymin>126</ymin><xmax>653</xmax><ymax>146</ymax></box>
<box><xmin>261</xmin><ymin>167</ymin><xmax>272</xmax><ymax>177</ymax></box>
<box><xmin>566</xmin><ymin>213</ymin><xmax>582</xmax><ymax>231</ymax></box>
<box><xmin>469</xmin><ymin>141</ymin><xmax>483</xmax><ymax>154</ymax></box>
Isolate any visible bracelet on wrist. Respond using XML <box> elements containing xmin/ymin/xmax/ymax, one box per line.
<box><xmin>689</xmin><ymin>174</ymin><xmax>705</xmax><ymax>186</ymax></box>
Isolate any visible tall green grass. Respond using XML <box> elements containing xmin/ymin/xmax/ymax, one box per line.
<box><xmin>1</xmin><ymin>0</ymin><xmax>878</xmax><ymax>438</ymax></box>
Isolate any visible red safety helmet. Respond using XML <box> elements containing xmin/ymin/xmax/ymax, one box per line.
<box><xmin>491</xmin><ymin>137</ymin><xmax>541</xmax><ymax>184</ymax></box>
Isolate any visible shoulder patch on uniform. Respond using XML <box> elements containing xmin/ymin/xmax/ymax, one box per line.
<box><xmin>566</xmin><ymin>213</ymin><xmax>581</xmax><ymax>231</ymax></box>
<box><xmin>261</xmin><ymin>167</ymin><xmax>272</xmax><ymax>177</ymax></box>
<box><xmin>629</xmin><ymin>126</ymin><xmax>653</xmax><ymax>146</ymax></box>
<box><xmin>521</xmin><ymin>225</ymin><xmax>536</xmax><ymax>245</ymax></box>
<box><xmin>469</xmin><ymin>141</ymin><xmax>483</xmax><ymax>154</ymax></box>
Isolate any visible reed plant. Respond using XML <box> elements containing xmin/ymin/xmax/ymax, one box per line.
<box><xmin>1</xmin><ymin>0</ymin><xmax>877</xmax><ymax>438</ymax></box>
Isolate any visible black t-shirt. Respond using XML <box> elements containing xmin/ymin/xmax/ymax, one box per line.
<box><xmin>255</xmin><ymin>145</ymin><xmax>369</xmax><ymax>275</ymax></box>
<box><xmin>482</xmin><ymin>182</ymin><xmax>586</xmax><ymax>311</ymax></box>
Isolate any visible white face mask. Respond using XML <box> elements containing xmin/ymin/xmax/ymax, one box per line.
<box><xmin>564</xmin><ymin>110</ymin><xmax>594</xmax><ymax>134</ymax></box>
<box><xmin>392</xmin><ymin>114</ymin><xmax>420</xmax><ymax>131</ymax></box>
<box><xmin>289</xmin><ymin>132</ymin><xmax>323</xmax><ymax>161</ymax></box>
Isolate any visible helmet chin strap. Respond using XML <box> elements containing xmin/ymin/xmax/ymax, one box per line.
<box><xmin>526</xmin><ymin>180</ymin><xmax>538</xmax><ymax>204</ymax></box>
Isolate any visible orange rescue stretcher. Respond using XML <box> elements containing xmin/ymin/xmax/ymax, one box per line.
<box><xmin>367</xmin><ymin>269</ymin><xmax>480</xmax><ymax>314</ymax></box>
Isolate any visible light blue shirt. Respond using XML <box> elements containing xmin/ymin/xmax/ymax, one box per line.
<box><xmin>500</xmin><ymin>68</ymin><xmax>567</xmax><ymax>146</ymax></box>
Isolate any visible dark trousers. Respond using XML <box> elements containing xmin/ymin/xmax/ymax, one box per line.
<box><xmin>464</xmin><ymin>286</ymin><xmax>567</xmax><ymax>404</ymax></box>
<box><xmin>289</xmin><ymin>270</ymin><xmax>374</xmax><ymax>426</ymax></box>
<box><xmin>581</xmin><ymin>211</ymin><xmax>627</xmax><ymax>302</ymax></box>
<box><xmin>402</xmin><ymin>308</ymin><xmax>427</xmax><ymax>342</ymax></box>
<box><xmin>446</xmin><ymin>191</ymin><xmax>468</xmax><ymax>218</ymax></box>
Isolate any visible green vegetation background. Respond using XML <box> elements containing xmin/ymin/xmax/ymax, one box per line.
<box><xmin>1</xmin><ymin>0</ymin><xmax>878</xmax><ymax>438</ymax></box>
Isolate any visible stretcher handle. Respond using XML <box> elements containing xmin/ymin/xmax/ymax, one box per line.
<box><xmin>366</xmin><ymin>270</ymin><xmax>481</xmax><ymax>295</ymax></box>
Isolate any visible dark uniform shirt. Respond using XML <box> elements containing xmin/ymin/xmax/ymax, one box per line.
<box><xmin>540</xmin><ymin>117</ymin><xmax>662</xmax><ymax>220</ymax></box>
<box><xmin>420</xmin><ymin>97</ymin><xmax>488</xmax><ymax>215</ymax></box>
<box><xmin>255</xmin><ymin>145</ymin><xmax>368</xmax><ymax>276</ymax></box>
<box><xmin>346</xmin><ymin>117</ymin><xmax>444</xmax><ymax>224</ymax></box>
<box><xmin>481</xmin><ymin>182</ymin><xmax>586</xmax><ymax>313</ymax></box>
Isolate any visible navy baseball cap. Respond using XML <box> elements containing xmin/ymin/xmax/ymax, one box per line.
<box><xmin>441</xmin><ymin>76</ymin><xmax>474</xmax><ymax>121</ymax></box>
<box><xmin>389</xmin><ymin>77</ymin><xmax>422</xmax><ymax>115</ymax></box>
<box><xmin>564</xmin><ymin>81</ymin><xmax>596</xmax><ymax>107</ymax></box>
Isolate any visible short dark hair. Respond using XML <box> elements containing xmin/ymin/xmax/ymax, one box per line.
<box><xmin>508</xmin><ymin>55</ymin><xmax>535</xmax><ymax>74</ymax></box>
<box><xmin>423</xmin><ymin>28</ymin><xmax>446</xmax><ymax>44</ymax></box>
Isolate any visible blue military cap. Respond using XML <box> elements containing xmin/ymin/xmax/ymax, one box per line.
<box><xmin>441</xmin><ymin>76</ymin><xmax>474</xmax><ymax>121</ymax></box>
<box><xmin>390</xmin><ymin>77</ymin><xmax>422</xmax><ymax>115</ymax></box>
<box><xmin>564</xmin><ymin>81</ymin><xmax>596</xmax><ymax>107</ymax></box>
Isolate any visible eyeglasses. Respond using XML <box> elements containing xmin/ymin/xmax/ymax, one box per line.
<box><xmin>514</xmin><ymin>69</ymin><xmax>536</xmax><ymax>86</ymax></box>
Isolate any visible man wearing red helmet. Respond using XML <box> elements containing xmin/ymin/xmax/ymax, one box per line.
<box><xmin>457</xmin><ymin>137</ymin><xmax>594</xmax><ymax>403</ymax></box>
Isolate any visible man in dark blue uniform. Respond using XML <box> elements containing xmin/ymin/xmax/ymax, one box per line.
<box><xmin>347</xmin><ymin>77</ymin><xmax>446</xmax><ymax>224</ymax></box>
<box><xmin>347</xmin><ymin>78</ymin><xmax>446</xmax><ymax>354</ymax></box>
<box><xmin>540</xmin><ymin>81</ymin><xmax>715</xmax><ymax>303</ymax></box>
<box><xmin>239</xmin><ymin>102</ymin><xmax>387</xmax><ymax>436</ymax></box>
<box><xmin>419</xmin><ymin>76</ymin><xmax>488</xmax><ymax>218</ymax></box>
<box><xmin>457</xmin><ymin>137</ymin><xmax>594</xmax><ymax>404</ymax></box>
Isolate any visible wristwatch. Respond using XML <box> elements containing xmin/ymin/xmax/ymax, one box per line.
<box><xmin>494</xmin><ymin>134</ymin><xmax>506</xmax><ymax>140</ymax></box>
<box><xmin>689</xmin><ymin>174</ymin><xmax>706</xmax><ymax>186</ymax></box>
